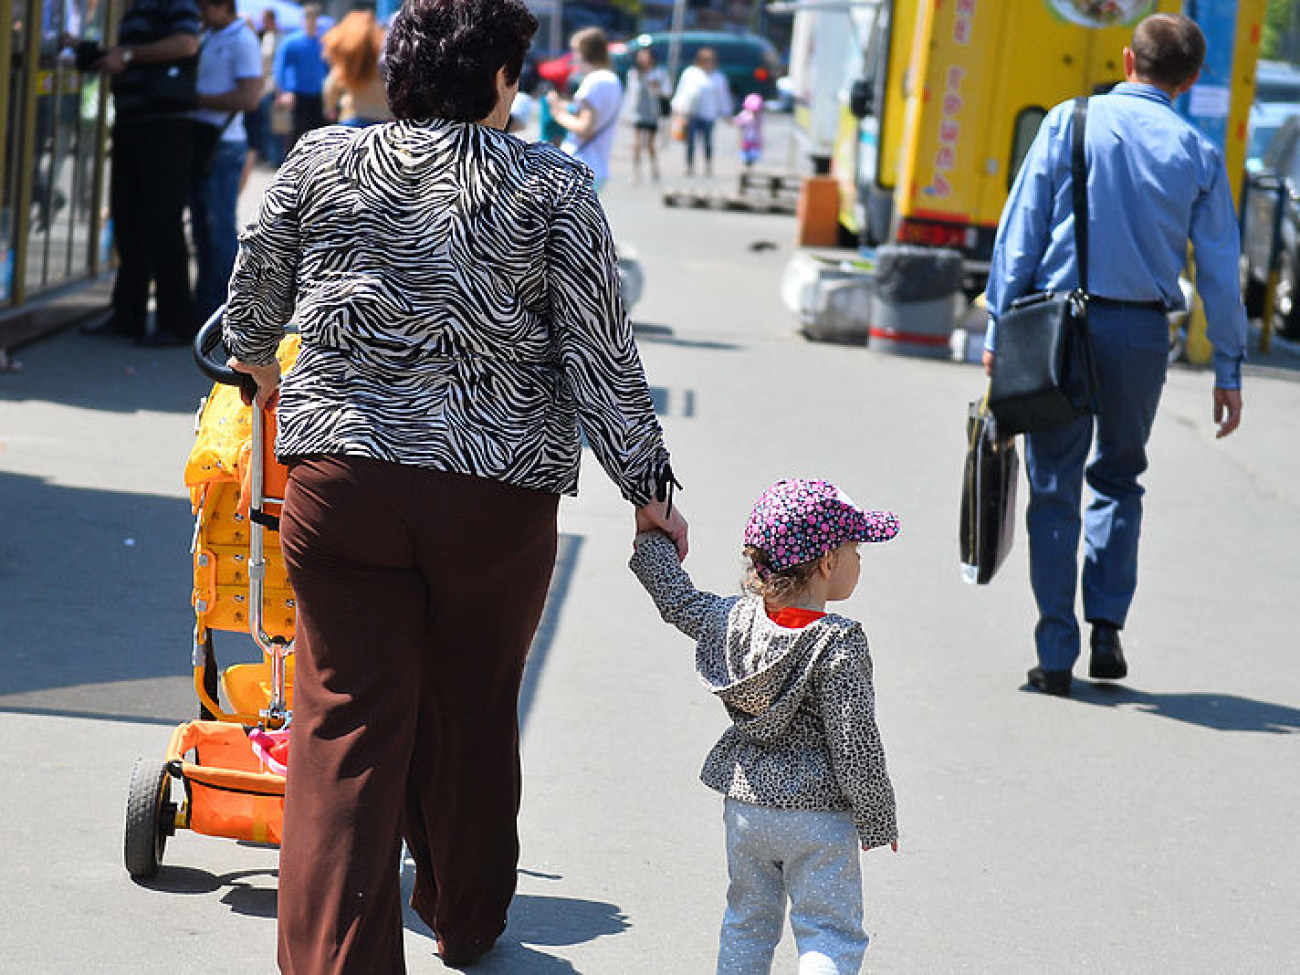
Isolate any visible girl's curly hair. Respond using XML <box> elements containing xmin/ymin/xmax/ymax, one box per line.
<box><xmin>384</xmin><ymin>0</ymin><xmax>537</xmax><ymax>122</ymax></box>
<box><xmin>741</xmin><ymin>545</ymin><xmax>824</xmax><ymax>605</ymax></box>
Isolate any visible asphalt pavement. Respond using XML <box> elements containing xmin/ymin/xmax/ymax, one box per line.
<box><xmin>1</xmin><ymin>116</ymin><xmax>1299</xmax><ymax>973</ymax></box>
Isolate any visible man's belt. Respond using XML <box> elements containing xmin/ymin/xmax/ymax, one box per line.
<box><xmin>1089</xmin><ymin>296</ymin><xmax>1167</xmax><ymax>311</ymax></box>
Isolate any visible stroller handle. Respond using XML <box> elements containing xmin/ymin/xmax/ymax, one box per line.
<box><xmin>194</xmin><ymin>307</ymin><xmax>259</xmax><ymax>402</ymax></box>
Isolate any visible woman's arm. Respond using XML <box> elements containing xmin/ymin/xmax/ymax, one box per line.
<box><xmin>546</xmin><ymin>93</ymin><xmax>595</xmax><ymax>138</ymax></box>
<box><xmin>546</xmin><ymin>170</ymin><xmax>674</xmax><ymax>507</ymax></box>
<box><xmin>223</xmin><ymin>134</ymin><xmax>314</xmax><ymax>401</ymax></box>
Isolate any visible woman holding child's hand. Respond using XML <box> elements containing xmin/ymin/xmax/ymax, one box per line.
<box><xmin>222</xmin><ymin>0</ymin><xmax>684</xmax><ymax>968</ymax></box>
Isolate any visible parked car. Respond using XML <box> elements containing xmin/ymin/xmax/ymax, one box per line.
<box><xmin>1240</xmin><ymin>113</ymin><xmax>1300</xmax><ymax>337</ymax></box>
<box><xmin>610</xmin><ymin>31</ymin><xmax>782</xmax><ymax>103</ymax></box>
<box><xmin>1246</xmin><ymin>61</ymin><xmax>1300</xmax><ymax>172</ymax></box>
<box><xmin>1246</xmin><ymin>102</ymin><xmax>1298</xmax><ymax>172</ymax></box>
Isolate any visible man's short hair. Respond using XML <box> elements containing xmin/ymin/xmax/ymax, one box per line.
<box><xmin>1131</xmin><ymin>13</ymin><xmax>1206</xmax><ymax>89</ymax></box>
<box><xmin>302</xmin><ymin>3</ymin><xmax>322</xmax><ymax>18</ymax></box>
<box><xmin>571</xmin><ymin>26</ymin><xmax>608</xmax><ymax>67</ymax></box>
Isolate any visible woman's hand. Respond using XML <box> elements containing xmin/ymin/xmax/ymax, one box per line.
<box><xmin>635</xmin><ymin>500</ymin><xmax>688</xmax><ymax>561</ymax></box>
<box><xmin>227</xmin><ymin>356</ymin><xmax>281</xmax><ymax>410</ymax></box>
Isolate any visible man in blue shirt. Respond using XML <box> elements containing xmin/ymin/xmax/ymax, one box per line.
<box><xmin>272</xmin><ymin>3</ymin><xmax>327</xmax><ymax>154</ymax></box>
<box><xmin>985</xmin><ymin>13</ymin><xmax>1246</xmax><ymax>697</ymax></box>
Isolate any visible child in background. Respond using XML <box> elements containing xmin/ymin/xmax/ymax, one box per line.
<box><xmin>630</xmin><ymin>478</ymin><xmax>899</xmax><ymax>975</ymax></box>
<box><xmin>735</xmin><ymin>92</ymin><xmax>764</xmax><ymax>168</ymax></box>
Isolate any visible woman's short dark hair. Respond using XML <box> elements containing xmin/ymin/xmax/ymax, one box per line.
<box><xmin>1131</xmin><ymin>13</ymin><xmax>1205</xmax><ymax>89</ymax></box>
<box><xmin>384</xmin><ymin>0</ymin><xmax>538</xmax><ymax>122</ymax></box>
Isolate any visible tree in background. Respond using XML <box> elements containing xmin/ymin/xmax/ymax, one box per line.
<box><xmin>1262</xmin><ymin>0</ymin><xmax>1299</xmax><ymax>62</ymax></box>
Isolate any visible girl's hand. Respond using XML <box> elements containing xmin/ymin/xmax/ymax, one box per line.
<box><xmin>227</xmin><ymin>356</ymin><xmax>281</xmax><ymax>410</ymax></box>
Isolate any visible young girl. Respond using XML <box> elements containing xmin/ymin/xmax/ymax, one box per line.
<box><xmin>630</xmin><ymin>478</ymin><xmax>899</xmax><ymax>975</ymax></box>
<box><xmin>734</xmin><ymin>92</ymin><xmax>764</xmax><ymax>168</ymax></box>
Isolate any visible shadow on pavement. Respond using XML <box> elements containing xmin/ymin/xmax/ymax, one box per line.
<box><xmin>1045</xmin><ymin>681</ymin><xmax>1300</xmax><ymax>733</ymax></box>
<box><xmin>137</xmin><ymin>865</ymin><xmax>279</xmax><ymax>920</ymax></box>
<box><xmin>0</xmin><ymin>330</ymin><xmax>210</xmax><ymax>415</ymax></box>
<box><xmin>0</xmin><ymin>471</ymin><xmax>198</xmax><ymax>722</ymax></box>
<box><xmin>633</xmin><ymin>320</ymin><xmax>743</xmax><ymax>352</ymax></box>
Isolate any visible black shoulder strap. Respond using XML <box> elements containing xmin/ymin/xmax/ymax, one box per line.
<box><xmin>1071</xmin><ymin>96</ymin><xmax>1089</xmax><ymax>296</ymax></box>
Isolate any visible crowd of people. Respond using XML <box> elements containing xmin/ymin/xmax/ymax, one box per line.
<box><xmin>83</xmin><ymin>0</ymin><xmax>763</xmax><ymax>350</ymax></box>
<box><xmin>82</xmin><ymin>0</ymin><xmax>392</xmax><ymax>347</ymax></box>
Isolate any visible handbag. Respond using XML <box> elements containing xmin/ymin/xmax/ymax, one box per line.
<box><xmin>987</xmin><ymin>97</ymin><xmax>1101</xmax><ymax>435</ymax></box>
<box><xmin>960</xmin><ymin>396</ymin><xmax>1019</xmax><ymax>584</ymax></box>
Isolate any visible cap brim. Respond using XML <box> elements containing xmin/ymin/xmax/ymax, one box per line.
<box><xmin>855</xmin><ymin>511</ymin><xmax>900</xmax><ymax>543</ymax></box>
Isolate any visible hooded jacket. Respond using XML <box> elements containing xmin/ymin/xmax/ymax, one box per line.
<box><xmin>630</xmin><ymin>532</ymin><xmax>897</xmax><ymax>849</ymax></box>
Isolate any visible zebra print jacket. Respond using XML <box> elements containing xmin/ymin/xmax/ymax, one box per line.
<box><xmin>224</xmin><ymin>120</ymin><xmax>672</xmax><ymax>505</ymax></box>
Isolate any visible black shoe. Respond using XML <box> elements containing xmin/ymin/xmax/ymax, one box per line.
<box><xmin>1089</xmin><ymin>622</ymin><xmax>1128</xmax><ymax>680</ymax></box>
<box><xmin>81</xmin><ymin>314</ymin><xmax>140</xmax><ymax>337</ymax></box>
<box><xmin>134</xmin><ymin>330</ymin><xmax>192</xmax><ymax>348</ymax></box>
<box><xmin>1027</xmin><ymin>666</ymin><xmax>1072</xmax><ymax>697</ymax></box>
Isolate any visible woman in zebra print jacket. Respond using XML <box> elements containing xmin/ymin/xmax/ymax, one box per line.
<box><xmin>223</xmin><ymin>0</ymin><xmax>688</xmax><ymax>969</ymax></box>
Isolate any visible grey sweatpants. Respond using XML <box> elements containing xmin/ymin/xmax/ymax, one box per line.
<box><xmin>718</xmin><ymin>799</ymin><xmax>869</xmax><ymax>975</ymax></box>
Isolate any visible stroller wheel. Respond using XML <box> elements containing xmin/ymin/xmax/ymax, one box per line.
<box><xmin>124</xmin><ymin>758</ymin><xmax>175</xmax><ymax>879</ymax></box>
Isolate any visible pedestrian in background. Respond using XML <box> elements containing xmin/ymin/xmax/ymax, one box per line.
<box><xmin>321</xmin><ymin>9</ymin><xmax>391</xmax><ymax>127</ymax></box>
<box><xmin>547</xmin><ymin>27</ymin><xmax>622</xmax><ymax>191</ymax></box>
<box><xmin>272</xmin><ymin>2</ymin><xmax>327</xmax><ymax>154</ymax></box>
<box><xmin>985</xmin><ymin>13</ymin><xmax>1246</xmax><ymax>698</ymax></box>
<box><xmin>626</xmin><ymin>46</ymin><xmax>669</xmax><ymax>183</ymax></box>
<box><xmin>83</xmin><ymin>0</ymin><xmax>199</xmax><ymax>345</ymax></box>
<box><xmin>671</xmin><ymin>46</ymin><xmax>731</xmax><ymax>176</ymax></box>
<box><xmin>734</xmin><ymin>92</ymin><xmax>764</xmax><ymax>169</ymax></box>
<box><xmin>222</xmin><ymin>0</ymin><xmax>687</xmax><ymax>968</ymax></box>
<box><xmin>191</xmin><ymin>0</ymin><xmax>261</xmax><ymax>326</ymax></box>
<box><xmin>630</xmin><ymin>478</ymin><xmax>898</xmax><ymax>975</ymax></box>
<box><xmin>240</xmin><ymin>7</ymin><xmax>282</xmax><ymax>187</ymax></box>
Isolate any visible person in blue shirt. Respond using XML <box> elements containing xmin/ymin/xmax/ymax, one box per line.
<box><xmin>984</xmin><ymin>13</ymin><xmax>1246</xmax><ymax>698</ymax></box>
<box><xmin>272</xmin><ymin>3</ymin><xmax>327</xmax><ymax>154</ymax></box>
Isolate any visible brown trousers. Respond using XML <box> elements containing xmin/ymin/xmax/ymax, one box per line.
<box><xmin>275</xmin><ymin>455</ymin><xmax>558</xmax><ymax>974</ymax></box>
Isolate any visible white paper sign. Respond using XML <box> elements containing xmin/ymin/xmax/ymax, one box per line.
<box><xmin>1188</xmin><ymin>84</ymin><xmax>1231</xmax><ymax>119</ymax></box>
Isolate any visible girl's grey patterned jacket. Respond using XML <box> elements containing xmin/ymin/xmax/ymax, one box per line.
<box><xmin>630</xmin><ymin>532</ymin><xmax>897</xmax><ymax>849</ymax></box>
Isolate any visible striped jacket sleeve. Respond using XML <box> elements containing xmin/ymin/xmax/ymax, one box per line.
<box><xmin>223</xmin><ymin>133</ymin><xmax>316</xmax><ymax>365</ymax></box>
<box><xmin>547</xmin><ymin>169</ymin><xmax>670</xmax><ymax>506</ymax></box>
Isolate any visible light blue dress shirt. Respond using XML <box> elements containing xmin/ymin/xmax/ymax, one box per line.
<box><xmin>986</xmin><ymin>83</ymin><xmax>1247</xmax><ymax>388</ymax></box>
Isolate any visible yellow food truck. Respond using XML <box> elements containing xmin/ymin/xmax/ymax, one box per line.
<box><xmin>839</xmin><ymin>0</ymin><xmax>1264</xmax><ymax>276</ymax></box>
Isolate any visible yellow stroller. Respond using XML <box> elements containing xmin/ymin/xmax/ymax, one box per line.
<box><xmin>123</xmin><ymin>313</ymin><xmax>298</xmax><ymax>879</ymax></box>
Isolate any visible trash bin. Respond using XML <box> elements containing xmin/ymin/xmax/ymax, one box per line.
<box><xmin>869</xmin><ymin>244</ymin><xmax>963</xmax><ymax>358</ymax></box>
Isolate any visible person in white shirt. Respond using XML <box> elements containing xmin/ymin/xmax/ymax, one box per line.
<box><xmin>626</xmin><ymin>47</ymin><xmax>670</xmax><ymax>183</ymax></box>
<box><xmin>546</xmin><ymin>27</ymin><xmax>622</xmax><ymax>190</ymax></box>
<box><xmin>671</xmin><ymin>47</ymin><xmax>732</xmax><ymax>176</ymax></box>
<box><xmin>192</xmin><ymin>0</ymin><xmax>261</xmax><ymax>324</ymax></box>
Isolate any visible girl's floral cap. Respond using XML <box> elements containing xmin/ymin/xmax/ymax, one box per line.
<box><xmin>743</xmin><ymin>478</ymin><xmax>899</xmax><ymax>570</ymax></box>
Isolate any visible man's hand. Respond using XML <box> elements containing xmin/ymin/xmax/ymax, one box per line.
<box><xmin>99</xmin><ymin>47</ymin><xmax>130</xmax><ymax>74</ymax></box>
<box><xmin>1213</xmin><ymin>386</ymin><xmax>1242</xmax><ymax>439</ymax></box>
<box><xmin>635</xmin><ymin>499</ymin><xmax>688</xmax><ymax>561</ymax></box>
<box><xmin>276</xmin><ymin>91</ymin><xmax>296</xmax><ymax>110</ymax></box>
<box><xmin>982</xmin><ymin>349</ymin><xmax>994</xmax><ymax>378</ymax></box>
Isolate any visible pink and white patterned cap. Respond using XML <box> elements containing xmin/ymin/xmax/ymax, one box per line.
<box><xmin>743</xmin><ymin>478</ymin><xmax>899</xmax><ymax>570</ymax></box>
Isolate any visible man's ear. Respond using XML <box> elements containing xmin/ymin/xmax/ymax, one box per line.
<box><xmin>1175</xmin><ymin>69</ymin><xmax>1201</xmax><ymax>99</ymax></box>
